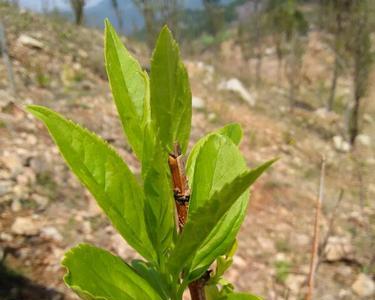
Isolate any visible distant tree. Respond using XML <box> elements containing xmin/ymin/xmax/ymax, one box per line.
<box><xmin>2</xmin><ymin>0</ymin><xmax>19</xmax><ymax>6</ymax></box>
<box><xmin>265</xmin><ymin>0</ymin><xmax>287</xmax><ymax>81</ymax></box>
<box><xmin>69</xmin><ymin>0</ymin><xmax>85</xmax><ymax>25</ymax></box>
<box><xmin>266</xmin><ymin>0</ymin><xmax>308</xmax><ymax>106</ymax></box>
<box><xmin>132</xmin><ymin>0</ymin><xmax>158</xmax><ymax>49</ymax></box>
<box><xmin>111</xmin><ymin>0</ymin><xmax>123</xmax><ymax>32</ymax></box>
<box><xmin>319</xmin><ymin>0</ymin><xmax>350</xmax><ymax>111</ymax></box>
<box><xmin>132</xmin><ymin>0</ymin><xmax>182</xmax><ymax>49</ymax></box>
<box><xmin>160</xmin><ymin>0</ymin><xmax>182</xmax><ymax>38</ymax></box>
<box><xmin>346</xmin><ymin>0</ymin><xmax>373</xmax><ymax>145</ymax></box>
<box><xmin>41</xmin><ymin>0</ymin><xmax>51</xmax><ymax>13</ymax></box>
<box><xmin>238</xmin><ymin>0</ymin><xmax>268</xmax><ymax>87</ymax></box>
<box><xmin>203</xmin><ymin>0</ymin><xmax>224</xmax><ymax>36</ymax></box>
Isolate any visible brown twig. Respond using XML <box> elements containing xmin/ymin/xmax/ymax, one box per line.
<box><xmin>168</xmin><ymin>143</ymin><xmax>207</xmax><ymax>300</ymax></box>
<box><xmin>188</xmin><ymin>271</ymin><xmax>210</xmax><ymax>300</ymax></box>
<box><xmin>305</xmin><ymin>156</ymin><xmax>325</xmax><ymax>300</ymax></box>
<box><xmin>316</xmin><ymin>189</ymin><xmax>344</xmax><ymax>272</ymax></box>
<box><xmin>168</xmin><ymin>143</ymin><xmax>190</xmax><ymax>231</ymax></box>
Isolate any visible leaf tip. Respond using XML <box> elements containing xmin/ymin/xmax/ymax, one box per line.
<box><xmin>25</xmin><ymin>104</ymin><xmax>48</xmax><ymax>120</ymax></box>
<box><xmin>161</xmin><ymin>24</ymin><xmax>171</xmax><ymax>34</ymax></box>
<box><xmin>157</xmin><ymin>25</ymin><xmax>175</xmax><ymax>46</ymax></box>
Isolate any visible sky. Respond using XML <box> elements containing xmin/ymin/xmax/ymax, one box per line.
<box><xmin>17</xmin><ymin>0</ymin><xmax>233</xmax><ymax>34</ymax></box>
<box><xmin>19</xmin><ymin>0</ymin><xmax>103</xmax><ymax>12</ymax></box>
<box><xmin>18</xmin><ymin>0</ymin><xmax>208</xmax><ymax>12</ymax></box>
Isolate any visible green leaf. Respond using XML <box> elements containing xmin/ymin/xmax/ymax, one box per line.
<box><xmin>186</xmin><ymin>123</ymin><xmax>243</xmax><ymax>183</ymax></box>
<box><xmin>27</xmin><ymin>105</ymin><xmax>155</xmax><ymax>261</ymax></box>
<box><xmin>218</xmin><ymin>123</ymin><xmax>243</xmax><ymax>146</ymax></box>
<box><xmin>131</xmin><ymin>260</ymin><xmax>170</xmax><ymax>300</ymax></box>
<box><xmin>141</xmin><ymin>123</ymin><xmax>175</xmax><ymax>263</ymax></box>
<box><xmin>167</xmin><ymin>159</ymin><xmax>276</xmax><ymax>277</ymax></box>
<box><xmin>105</xmin><ymin>19</ymin><xmax>149</xmax><ymax>160</ymax></box>
<box><xmin>205</xmin><ymin>284</ymin><xmax>221</xmax><ymax>300</ymax></box>
<box><xmin>210</xmin><ymin>240</ymin><xmax>238</xmax><ymax>284</ymax></box>
<box><xmin>150</xmin><ymin>26</ymin><xmax>192</xmax><ymax>153</ymax></box>
<box><xmin>62</xmin><ymin>244</ymin><xmax>162</xmax><ymax>300</ymax></box>
<box><xmin>188</xmin><ymin>133</ymin><xmax>247</xmax><ymax>213</ymax></box>
<box><xmin>186</xmin><ymin>133</ymin><xmax>248</xmax><ymax>280</ymax></box>
<box><xmin>225</xmin><ymin>292</ymin><xmax>263</xmax><ymax>300</ymax></box>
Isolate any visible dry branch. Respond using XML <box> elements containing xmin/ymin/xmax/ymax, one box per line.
<box><xmin>305</xmin><ymin>156</ymin><xmax>326</xmax><ymax>300</ymax></box>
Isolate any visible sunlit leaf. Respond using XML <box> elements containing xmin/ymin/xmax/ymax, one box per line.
<box><xmin>167</xmin><ymin>159</ymin><xmax>276</xmax><ymax>277</ymax></box>
<box><xmin>105</xmin><ymin>19</ymin><xmax>150</xmax><ymax>159</ymax></box>
<box><xmin>142</xmin><ymin>123</ymin><xmax>175</xmax><ymax>263</ymax></box>
<box><xmin>27</xmin><ymin>105</ymin><xmax>155</xmax><ymax>261</ymax></box>
<box><xmin>62</xmin><ymin>244</ymin><xmax>162</xmax><ymax>300</ymax></box>
<box><xmin>150</xmin><ymin>26</ymin><xmax>192</xmax><ymax>153</ymax></box>
<box><xmin>186</xmin><ymin>132</ymin><xmax>248</xmax><ymax>280</ymax></box>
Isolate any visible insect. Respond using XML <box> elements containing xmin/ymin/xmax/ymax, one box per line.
<box><xmin>168</xmin><ymin>143</ymin><xmax>190</xmax><ymax>231</ymax></box>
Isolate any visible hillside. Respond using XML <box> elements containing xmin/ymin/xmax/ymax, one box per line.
<box><xmin>0</xmin><ymin>3</ymin><xmax>374</xmax><ymax>300</ymax></box>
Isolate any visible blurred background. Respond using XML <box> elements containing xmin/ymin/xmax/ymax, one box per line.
<box><xmin>0</xmin><ymin>0</ymin><xmax>374</xmax><ymax>299</ymax></box>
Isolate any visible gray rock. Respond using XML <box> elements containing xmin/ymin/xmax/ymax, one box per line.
<box><xmin>351</xmin><ymin>273</ymin><xmax>375</xmax><ymax>297</ymax></box>
<box><xmin>40</xmin><ymin>226</ymin><xmax>63</xmax><ymax>242</ymax></box>
<box><xmin>315</xmin><ymin>107</ymin><xmax>329</xmax><ymax>118</ymax></box>
<box><xmin>13</xmin><ymin>185</ymin><xmax>29</xmax><ymax>200</ymax></box>
<box><xmin>30</xmin><ymin>155</ymin><xmax>52</xmax><ymax>174</ymax></box>
<box><xmin>11</xmin><ymin>199</ymin><xmax>22</xmax><ymax>212</ymax></box>
<box><xmin>31</xmin><ymin>193</ymin><xmax>49</xmax><ymax>208</ymax></box>
<box><xmin>192</xmin><ymin>96</ymin><xmax>205</xmax><ymax>109</ymax></box>
<box><xmin>11</xmin><ymin>217</ymin><xmax>40</xmax><ymax>236</ymax></box>
<box><xmin>82</xmin><ymin>221</ymin><xmax>92</xmax><ymax>235</ymax></box>
<box><xmin>0</xmin><ymin>232</ymin><xmax>13</xmax><ymax>242</ymax></box>
<box><xmin>295</xmin><ymin>234</ymin><xmax>310</xmax><ymax>247</ymax></box>
<box><xmin>285</xmin><ymin>274</ymin><xmax>305</xmax><ymax>294</ymax></box>
<box><xmin>17</xmin><ymin>34</ymin><xmax>44</xmax><ymax>49</ymax></box>
<box><xmin>0</xmin><ymin>180</ymin><xmax>13</xmax><ymax>197</ymax></box>
<box><xmin>333</xmin><ymin>136</ymin><xmax>351</xmax><ymax>153</ymax></box>
<box><xmin>363</xmin><ymin>114</ymin><xmax>373</xmax><ymax>124</ymax></box>
<box><xmin>208</xmin><ymin>112</ymin><xmax>217</xmax><ymax>122</ymax></box>
<box><xmin>356</xmin><ymin>134</ymin><xmax>371</xmax><ymax>146</ymax></box>
<box><xmin>0</xmin><ymin>153</ymin><xmax>24</xmax><ymax>178</ymax></box>
<box><xmin>257</xmin><ymin>236</ymin><xmax>276</xmax><ymax>253</ymax></box>
<box><xmin>218</xmin><ymin>78</ymin><xmax>255</xmax><ymax>106</ymax></box>
<box><xmin>16</xmin><ymin>167</ymin><xmax>36</xmax><ymax>185</ymax></box>
<box><xmin>233</xmin><ymin>255</ymin><xmax>247</xmax><ymax>268</ymax></box>
<box><xmin>324</xmin><ymin>236</ymin><xmax>353</xmax><ymax>262</ymax></box>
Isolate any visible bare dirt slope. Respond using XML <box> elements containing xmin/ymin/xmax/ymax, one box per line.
<box><xmin>0</xmin><ymin>4</ymin><xmax>374</xmax><ymax>300</ymax></box>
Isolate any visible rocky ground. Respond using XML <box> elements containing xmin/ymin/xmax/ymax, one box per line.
<box><xmin>0</xmin><ymin>4</ymin><xmax>374</xmax><ymax>300</ymax></box>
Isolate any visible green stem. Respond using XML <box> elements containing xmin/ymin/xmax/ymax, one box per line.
<box><xmin>177</xmin><ymin>279</ymin><xmax>189</xmax><ymax>300</ymax></box>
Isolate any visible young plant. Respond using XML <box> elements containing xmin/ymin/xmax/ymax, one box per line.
<box><xmin>27</xmin><ymin>20</ymin><xmax>275</xmax><ymax>300</ymax></box>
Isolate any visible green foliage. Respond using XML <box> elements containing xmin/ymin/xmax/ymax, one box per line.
<box><xmin>62</xmin><ymin>244</ymin><xmax>163</xmax><ymax>300</ymax></box>
<box><xmin>266</xmin><ymin>0</ymin><xmax>308</xmax><ymax>41</ymax></box>
<box><xmin>274</xmin><ymin>260</ymin><xmax>291</xmax><ymax>284</ymax></box>
<box><xmin>168</xmin><ymin>159</ymin><xmax>276</xmax><ymax>279</ymax></box>
<box><xmin>26</xmin><ymin>105</ymin><xmax>156</xmax><ymax>262</ymax></box>
<box><xmin>28</xmin><ymin>20</ymin><xmax>275</xmax><ymax>300</ymax></box>
<box><xmin>105</xmin><ymin>19</ymin><xmax>149</xmax><ymax>159</ymax></box>
<box><xmin>206</xmin><ymin>244</ymin><xmax>263</xmax><ymax>300</ymax></box>
<box><xmin>150</xmin><ymin>26</ymin><xmax>192</xmax><ymax>154</ymax></box>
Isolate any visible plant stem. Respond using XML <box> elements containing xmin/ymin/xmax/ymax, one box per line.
<box><xmin>168</xmin><ymin>143</ymin><xmax>207</xmax><ymax>300</ymax></box>
<box><xmin>188</xmin><ymin>279</ymin><xmax>206</xmax><ymax>300</ymax></box>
